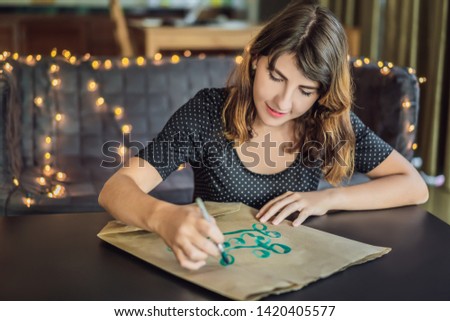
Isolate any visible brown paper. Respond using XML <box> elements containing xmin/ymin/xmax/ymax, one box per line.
<box><xmin>98</xmin><ymin>202</ymin><xmax>391</xmax><ymax>300</ymax></box>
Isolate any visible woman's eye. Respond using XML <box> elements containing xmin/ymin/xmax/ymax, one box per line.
<box><xmin>301</xmin><ymin>90</ymin><xmax>313</xmax><ymax>97</ymax></box>
<box><xmin>268</xmin><ymin>71</ymin><xmax>283</xmax><ymax>82</ymax></box>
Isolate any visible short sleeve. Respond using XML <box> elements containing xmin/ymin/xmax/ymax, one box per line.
<box><xmin>351</xmin><ymin>112</ymin><xmax>393</xmax><ymax>173</ymax></box>
<box><xmin>137</xmin><ymin>89</ymin><xmax>213</xmax><ymax>180</ymax></box>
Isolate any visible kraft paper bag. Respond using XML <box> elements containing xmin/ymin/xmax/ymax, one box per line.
<box><xmin>98</xmin><ymin>202</ymin><xmax>391</xmax><ymax>300</ymax></box>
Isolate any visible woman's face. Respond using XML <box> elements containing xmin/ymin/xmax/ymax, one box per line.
<box><xmin>252</xmin><ymin>53</ymin><xmax>320</xmax><ymax>132</ymax></box>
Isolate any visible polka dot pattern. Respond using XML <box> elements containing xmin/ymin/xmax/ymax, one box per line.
<box><xmin>138</xmin><ymin>88</ymin><xmax>393</xmax><ymax>209</ymax></box>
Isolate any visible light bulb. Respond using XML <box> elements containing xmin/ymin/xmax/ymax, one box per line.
<box><xmin>104</xmin><ymin>59</ymin><xmax>112</xmax><ymax>70</ymax></box>
<box><xmin>87</xmin><ymin>80</ymin><xmax>98</xmax><ymax>92</ymax></box>
<box><xmin>34</xmin><ymin>96</ymin><xmax>44</xmax><ymax>107</ymax></box>
<box><xmin>136</xmin><ymin>56</ymin><xmax>145</xmax><ymax>66</ymax></box>
<box><xmin>235</xmin><ymin>55</ymin><xmax>243</xmax><ymax>64</ymax></box>
<box><xmin>121</xmin><ymin>124</ymin><xmax>132</xmax><ymax>134</ymax></box>
<box><xmin>56</xmin><ymin>172</ymin><xmax>67</xmax><ymax>181</ymax></box>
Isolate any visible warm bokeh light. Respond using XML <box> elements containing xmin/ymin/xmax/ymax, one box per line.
<box><xmin>87</xmin><ymin>80</ymin><xmax>98</xmax><ymax>92</ymax></box>
<box><xmin>353</xmin><ymin>59</ymin><xmax>363</xmax><ymax>68</ymax></box>
<box><xmin>34</xmin><ymin>96</ymin><xmax>44</xmax><ymax>107</ymax></box>
<box><xmin>121</xmin><ymin>57</ymin><xmax>130</xmax><ymax>67</ymax></box>
<box><xmin>56</xmin><ymin>172</ymin><xmax>67</xmax><ymax>181</ymax></box>
<box><xmin>104</xmin><ymin>59</ymin><xmax>113</xmax><ymax>70</ymax></box>
<box><xmin>121</xmin><ymin>124</ymin><xmax>132</xmax><ymax>134</ymax></box>
<box><xmin>136</xmin><ymin>56</ymin><xmax>145</xmax><ymax>66</ymax></box>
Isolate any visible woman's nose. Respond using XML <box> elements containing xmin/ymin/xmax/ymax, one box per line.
<box><xmin>274</xmin><ymin>89</ymin><xmax>293</xmax><ymax>111</ymax></box>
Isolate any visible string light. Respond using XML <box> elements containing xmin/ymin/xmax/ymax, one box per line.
<box><xmin>51</xmin><ymin>48</ymin><xmax>57</xmax><ymax>57</ymax></box>
<box><xmin>104</xmin><ymin>59</ymin><xmax>113</xmax><ymax>70</ymax></box>
<box><xmin>408</xmin><ymin>67</ymin><xmax>416</xmax><ymax>74</ymax></box>
<box><xmin>69</xmin><ymin>56</ymin><xmax>77</xmax><ymax>64</ymax></box>
<box><xmin>198</xmin><ymin>53</ymin><xmax>206</xmax><ymax>60</ymax></box>
<box><xmin>377</xmin><ymin>61</ymin><xmax>384</xmax><ymax>68</ymax></box>
<box><xmin>418</xmin><ymin>77</ymin><xmax>427</xmax><ymax>84</ymax></box>
<box><xmin>2</xmin><ymin>51</ymin><xmax>10</xmax><ymax>58</ymax></box>
<box><xmin>62</xmin><ymin>49</ymin><xmax>71</xmax><ymax>59</ymax></box>
<box><xmin>43</xmin><ymin>165</ymin><xmax>53</xmax><ymax>176</ymax></box>
<box><xmin>136</xmin><ymin>56</ymin><xmax>145</xmax><ymax>66</ymax></box>
<box><xmin>170</xmin><ymin>55</ymin><xmax>180</xmax><ymax>64</ymax></box>
<box><xmin>387</xmin><ymin>62</ymin><xmax>394</xmax><ymax>68</ymax></box>
<box><xmin>121</xmin><ymin>57</ymin><xmax>130</xmax><ymax>67</ymax></box>
<box><xmin>12</xmin><ymin>52</ymin><xmax>19</xmax><ymax>60</ymax></box>
<box><xmin>121</xmin><ymin>124</ymin><xmax>132</xmax><ymax>134</ymax></box>
<box><xmin>412</xmin><ymin>143</ymin><xmax>418</xmax><ymax>150</ymax></box>
<box><xmin>36</xmin><ymin>177</ymin><xmax>47</xmax><ymax>186</ymax></box>
<box><xmin>56</xmin><ymin>172</ymin><xmax>67</xmax><ymax>181</ymax></box>
<box><xmin>51</xmin><ymin>78</ymin><xmax>61</xmax><ymax>87</ymax></box>
<box><xmin>36</xmin><ymin>54</ymin><xmax>42</xmax><ymax>61</ymax></box>
<box><xmin>13</xmin><ymin>177</ymin><xmax>19</xmax><ymax>186</ymax></box>
<box><xmin>353</xmin><ymin>59</ymin><xmax>363</xmax><ymax>67</ymax></box>
<box><xmin>183</xmin><ymin>50</ymin><xmax>192</xmax><ymax>57</ymax></box>
<box><xmin>118</xmin><ymin>145</ymin><xmax>127</xmax><ymax>157</ymax></box>
<box><xmin>96</xmin><ymin>97</ymin><xmax>105</xmax><ymax>108</ymax></box>
<box><xmin>22</xmin><ymin>195</ymin><xmax>34</xmax><ymax>208</ymax></box>
<box><xmin>49</xmin><ymin>64</ymin><xmax>60</xmax><ymax>73</ymax></box>
<box><xmin>380</xmin><ymin>66</ymin><xmax>390</xmax><ymax>76</ymax></box>
<box><xmin>45</xmin><ymin>136</ymin><xmax>52</xmax><ymax>144</ymax></box>
<box><xmin>408</xmin><ymin>124</ymin><xmax>415</xmax><ymax>132</ymax></box>
<box><xmin>402</xmin><ymin>99</ymin><xmax>411</xmax><ymax>109</ymax></box>
<box><xmin>87</xmin><ymin>80</ymin><xmax>98</xmax><ymax>92</ymax></box>
<box><xmin>114</xmin><ymin>106</ymin><xmax>124</xmax><ymax>119</ymax></box>
<box><xmin>83</xmin><ymin>53</ymin><xmax>91</xmax><ymax>61</ymax></box>
<box><xmin>91</xmin><ymin>60</ymin><xmax>101</xmax><ymax>70</ymax></box>
<box><xmin>44</xmin><ymin>152</ymin><xmax>52</xmax><ymax>160</ymax></box>
<box><xmin>0</xmin><ymin>54</ymin><xmax>4</xmax><ymax>61</ymax></box>
<box><xmin>4</xmin><ymin>63</ymin><xmax>13</xmax><ymax>72</ymax></box>
<box><xmin>26</xmin><ymin>55</ymin><xmax>35</xmax><ymax>65</ymax></box>
<box><xmin>235</xmin><ymin>55</ymin><xmax>243</xmax><ymax>64</ymax></box>
<box><xmin>154</xmin><ymin>53</ymin><xmax>162</xmax><ymax>61</ymax></box>
<box><xmin>34</xmin><ymin>96</ymin><xmax>44</xmax><ymax>107</ymax></box>
<box><xmin>363</xmin><ymin>57</ymin><xmax>370</xmax><ymax>64</ymax></box>
<box><xmin>51</xmin><ymin>184</ymin><xmax>66</xmax><ymax>198</ymax></box>
<box><xmin>55</xmin><ymin>113</ymin><xmax>63</xmax><ymax>122</ymax></box>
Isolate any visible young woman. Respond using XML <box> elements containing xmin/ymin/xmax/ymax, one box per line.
<box><xmin>99</xmin><ymin>2</ymin><xmax>428</xmax><ymax>270</ymax></box>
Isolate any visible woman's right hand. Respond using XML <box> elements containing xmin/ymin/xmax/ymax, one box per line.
<box><xmin>153</xmin><ymin>203</ymin><xmax>225</xmax><ymax>270</ymax></box>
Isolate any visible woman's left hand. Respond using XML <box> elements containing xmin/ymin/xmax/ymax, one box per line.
<box><xmin>256</xmin><ymin>190</ymin><xmax>332</xmax><ymax>227</ymax></box>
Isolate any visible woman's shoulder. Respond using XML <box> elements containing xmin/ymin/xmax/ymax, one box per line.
<box><xmin>168</xmin><ymin>87</ymin><xmax>229</xmax><ymax>128</ymax></box>
<box><xmin>191</xmin><ymin>87</ymin><xmax>229</xmax><ymax>106</ymax></box>
<box><xmin>178</xmin><ymin>87</ymin><xmax>229</xmax><ymax>117</ymax></box>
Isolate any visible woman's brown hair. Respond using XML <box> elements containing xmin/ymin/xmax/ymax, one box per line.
<box><xmin>222</xmin><ymin>1</ymin><xmax>355</xmax><ymax>185</ymax></box>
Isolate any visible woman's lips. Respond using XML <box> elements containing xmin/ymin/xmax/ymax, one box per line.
<box><xmin>266</xmin><ymin>103</ymin><xmax>287</xmax><ymax>118</ymax></box>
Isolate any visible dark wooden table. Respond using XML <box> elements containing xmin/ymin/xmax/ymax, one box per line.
<box><xmin>1</xmin><ymin>205</ymin><xmax>449</xmax><ymax>300</ymax></box>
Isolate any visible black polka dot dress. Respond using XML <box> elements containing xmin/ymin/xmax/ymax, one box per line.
<box><xmin>138</xmin><ymin>88</ymin><xmax>393</xmax><ymax>209</ymax></box>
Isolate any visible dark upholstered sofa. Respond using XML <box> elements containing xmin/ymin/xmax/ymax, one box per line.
<box><xmin>0</xmin><ymin>54</ymin><xmax>419</xmax><ymax>215</ymax></box>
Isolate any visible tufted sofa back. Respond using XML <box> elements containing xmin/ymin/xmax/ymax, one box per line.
<box><xmin>0</xmin><ymin>55</ymin><xmax>419</xmax><ymax>215</ymax></box>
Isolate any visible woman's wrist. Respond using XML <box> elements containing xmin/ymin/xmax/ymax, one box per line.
<box><xmin>143</xmin><ymin>198</ymin><xmax>178</xmax><ymax>233</ymax></box>
<box><xmin>320</xmin><ymin>187</ymin><xmax>343</xmax><ymax>212</ymax></box>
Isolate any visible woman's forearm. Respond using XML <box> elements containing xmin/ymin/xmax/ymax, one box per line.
<box><xmin>98</xmin><ymin>174</ymin><xmax>176</xmax><ymax>232</ymax></box>
<box><xmin>326</xmin><ymin>173</ymin><xmax>429</xmax><ymax>211</ymax></box>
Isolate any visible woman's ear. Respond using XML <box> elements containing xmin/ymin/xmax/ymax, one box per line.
<box><xmin>251</xmin><ymin>56</ymin><xmax>259</xmax><ymax>70</ymax></box>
